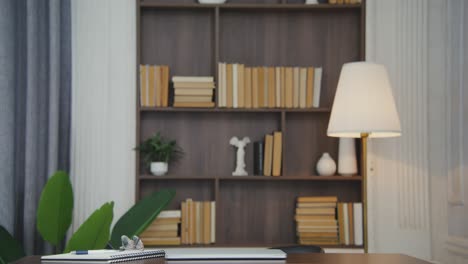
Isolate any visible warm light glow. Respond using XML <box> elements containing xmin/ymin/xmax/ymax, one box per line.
<box><xmin>327</xmin><ymin>62</ymin><xmax>402</xmax><ymax>138</ymax></box>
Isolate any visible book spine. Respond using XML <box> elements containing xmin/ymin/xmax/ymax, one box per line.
<box><xmin>253</xmin><ymin>141</ymin><xmax>264</xmax><ymax>176</ymax></box>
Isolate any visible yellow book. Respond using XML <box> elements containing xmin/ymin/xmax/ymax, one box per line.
<box><xmin>181</xmin><ymin>201</ymin><xmax>187</xmax><ymax>244</ymax></box>
<box><xmin>139</xmin><ymin>65</ymin><xmax>148</xmax><ymax>107</ymax></box>
<box><xmin>306</xmin><ymin>67</ymin><xmax>315</xmax><ymax>108</ymax></box>
<box><xmin>143</xmin><ymin>237</ymin><xmax>181</xmax><ymax>246</ymax></box>
<box><xmin>268</xmin><ymin>67</ymin><xmax>275</xmax><ymax>108</ymax></box>
<box><xmin>293</xmin><ymin>67</ymin><xmax>300</xmax><ymax>108</ymax></box>
<box><xmin>238</xmin><ymin>64</ymin><xmax>245</xmax><ymax>108</ymax></box>
<box><xmin>297</xmin><ymin>196</ymin><xmax>338</xmax><ymax>203</ymax></box>
<box><xmin>272</xmin><ymin>131</ymin><xmax>282</xmax><ymax>176</ymax></box>
<box><xmin>281</xmin><ymin>67</ymin><xmax>286</xmax><ymax>108</ymax></box>
<box><xmin>147</xmin><ymin>65</ymin><xmax>156</xmax><ymax>107</ymax></box>
<box><xmin>174</xmin><ymin>88</ymin><xmax>214</xmax><ymax>96</ymax></box>
<box><xmin>252</xmin><ymin>68</ymin><xmax>259</xmax><ymax>108</ymax></box>
<box><xmin>285</xmin><ymin>67</ymin><xmax>293</xmax><ymax>108</ymax></box>
<box><xmin>275</xmin><ymin>67</ymin><xmax>281</xmax><ymax>108</ymax></box>
<box><xmin>140</xmin><ymin>230</ymin><xmax>178</xmax><ymax>238</ymax></box>
<box><xmin>263</xmin><ymin>134</ymin><xmax>273</xmax><ymax>176</ymax></box>
<box><xmin>296</xmin><ymin>208</ymin><xmax>336</xmax><ymax>215</ymax></box>
<box><xmin>297</xmin><ymin>202</ymin><xmax>337</xmax><ymax>208</ymax></box>
<box><xmin>245</xmin><ymin>67</ymin><xmax>252</xmax><ymax>108</ymax></box>
<box><xmin>257</xmin><ymin>67</ymin><xmax>264</xmax><ymax>108</ymax></box>
<box><xmin>203</xmin><ymin>201</ymin><xmax>211</xmax><ymax>244</ymax></box>
<box><xmin>174</xmin><ymin>95</ymin><xmax>213</xmax><ymax>103</ymax></box>
<box><xmin>299</xmin><ymin>67</ymin><xmax>307</xmax><ymax>108</ymax></box>
<box><xmin>173</xmin><ymin>102</ymin><xmax>215</xmax><ymax>108</ymax></box>
<box><xmin>161</xmin><ymin>66</ymin><xmax>170</xmax><ymax>107</ymax></box>
<box><xmin>226</xmin><ymin>64</ymin><xmax>233</xmax><ymax>108</ymax></box>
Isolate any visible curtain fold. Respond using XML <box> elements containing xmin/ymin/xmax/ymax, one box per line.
<box><xmin>0</xmin><ymin>0</ymin><xmax>71</xmax><ymax>255</ymax></box>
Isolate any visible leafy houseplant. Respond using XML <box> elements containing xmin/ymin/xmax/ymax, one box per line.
<box><xmin>136</xmin><ymin>132</ymin><xmax>182</xmax><ymax>176</ymax></box>
<box><xmin>0</xmin><ymin>170</ymin><xmax>175</xmax><ymax>262</ymax></box>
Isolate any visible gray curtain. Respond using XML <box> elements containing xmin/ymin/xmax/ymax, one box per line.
<box><xmin>0</xmin><ymin>0</ymin><xmax>71</xmax><ymax>255</ymax></box>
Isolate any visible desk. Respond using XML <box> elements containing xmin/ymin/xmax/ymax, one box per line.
<box><xmin>16</xmin><ymin>253</ymin><xmax>432</xmax><ymax>264</ymax></box>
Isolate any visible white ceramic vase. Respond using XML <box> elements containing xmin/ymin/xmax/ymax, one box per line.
<box><xmin>338</xmin><ymin>138</ymin><xmax>358</xmax><ymax>176</ymax></box>
<box><xmin>316</xmin><ymin>152</ymin><xmax>337</xmax><ymax>176</ymax></box>
<box><xmin>150</xmin><ymin>162</ymin><xmax>168</xmax><ymax>176</ymax></box>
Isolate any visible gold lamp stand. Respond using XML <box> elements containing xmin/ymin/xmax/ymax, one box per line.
<box><xmin>361</xmin><ymin>133</ymin><xmax>369</xmax><ymax>253</ymax></box>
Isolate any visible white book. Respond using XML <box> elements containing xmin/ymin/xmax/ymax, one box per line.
<box><xmin>211</xmin><ymin>201</ymin><xmax>216</xmax><ymax>243</ymax></box>
<box><xmin>158</xmin><ymin>210</ymin><xmax>181</xmax><ymax>218</ymax></box>
<box><xmin>172</xmin><ymin>76</ymin><xmax>214</xmax><ymax>83</ymax></box>
<box><xmin>293</xmin><ymin>67</ymin><xmax>300</xmax><ymax>108</ymax></box>
<box><xmin>313</xmin><ymin>67</ymin><xmax>322</xmax><ymax>107</ymax></box>
<box><xmin>275</xmin><ymin>67</ymin><xmax>281</xmax><ymax>107</ymax></box>
<box><xmin>343</xmin><ymin>203</ymin><xmax>349</xmax><ymax>245</ymax></box>
<box><xmin>353</xmin><ymin>203</ymin><xmax>363</xmax><ymax>246</ymax></box>
<box><xmin>195</xmin><ymin>202</ymin><xmax>201</xmax><ymax>244</ymax></box>
<box><xmin>233</xmin><ymin>64</ymin><xmax>238</xmax><ymax>108</ymax></box>
<box><xmin>263</xmin><ymin>67</ymin><xmax>268</xmax><ymax>107</ymax></box>
<box><xmin>300</xmin><ymin>67</ymin><xmax>307</xmax><ymax>108</ymax></box>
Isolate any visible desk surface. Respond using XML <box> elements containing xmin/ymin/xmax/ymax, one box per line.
<box><xmin>17</xmin><ymin>253</ymin><xmax>432</xmax><ymax>264</ymax></box>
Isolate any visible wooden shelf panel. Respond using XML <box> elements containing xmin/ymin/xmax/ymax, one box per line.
<box><xmin>140</xmin><ymin>175</ymin><xmax>362</xmax><ymax>181</ymax></box>
<box><xmin>140</xmin><ymin>2</ymin><xmax>362</xmax><ymax>10</ymax></box>
<box><xmin>140</xmin><ymin>107</ymin><xmax>331</xmax><ymax>113</ymax></box>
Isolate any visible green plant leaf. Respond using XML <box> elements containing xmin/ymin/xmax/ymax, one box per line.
<box><xmin>109</xmin><ymin>189</ymin><xmax>175</xmax><ymax>248</ymax></box>
<box><xmin>37</xmin><ymin>171</ymin><xmax>74</xmax><ymax>246</ymax></box>
<box><xmin>64</xmin><ymin>202</ymin><xmax>114</xmax><ymax>253</ymax></box>
<box><xmin>0</xmin><ymin>226</ymin><xmax>25</xmax><ymax>263</ymax></box>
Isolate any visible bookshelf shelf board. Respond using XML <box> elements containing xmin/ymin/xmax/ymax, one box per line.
<box><xmin>220</xmin><ymin>176</ymin><xmax>362</xmax><ymax>181</ymax></box>
<box><xmin>140</xmin><ymin>107</ymin><xmax>331</xmax><ymax>113</ymax></box>
<box><xmin>139</xmin><ymin>175</ymin><xmax>216</xmax><ymax>180</ymax></box>
<box><xmin>140</xmin><ymin>2</ymin><xmax>362</xmax><ymax>10</ymax></box>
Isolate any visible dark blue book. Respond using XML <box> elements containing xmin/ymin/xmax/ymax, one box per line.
<box><xmin>253</xmin><ymin>141</ymin><xmax>264</xmax><ymax>176</ymax></box>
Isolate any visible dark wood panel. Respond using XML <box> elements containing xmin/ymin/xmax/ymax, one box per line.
<box><xmin>284</xmin><ymin>112</ymin><xmax>339</xmax><ymax>176</ymax></box>
<box><xmin>139</xmin><ymin>179</ymin><xmax>214</xmax><ymax>209</ymax></box>
<box><xmin>217</xmin><ymin>181</ymin><xmax>361</xmax><ymax>245</ymax></box>
<box><xmin>219</xmin><ymin>10</ymin><xmax>361</xmax><ymax>108</ymax></box>
<box><xmin>140</xmin><ymin>112</ymin><xmax>280</xmax><ymax>176</ymax></box>
<box><xmin>140</xmin><ymin>9</ymin><xmax>214</xmax><ymax>76</ymax></box>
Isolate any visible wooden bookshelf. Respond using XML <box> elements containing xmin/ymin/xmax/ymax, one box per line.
<box><xmin>136</xmin><ymin>0</ymin><xmax>365</xmax><ymax>249</ymax></box>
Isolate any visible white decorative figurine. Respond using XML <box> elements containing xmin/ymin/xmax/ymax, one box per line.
<box><xmin>230</xmin><ymin>136</ymin><xmax>251</xmax><ymax>176</ymax></box>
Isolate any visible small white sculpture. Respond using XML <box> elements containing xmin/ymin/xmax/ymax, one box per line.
<box><xmin>229</xmin><ymin>136</ymin><xmax>251</xmax><ymax>176</ymax></box>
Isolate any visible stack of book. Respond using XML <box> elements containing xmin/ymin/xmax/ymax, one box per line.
<box><xmin>217</xmin><ymin>63</ymin><xmax>322</xmax><ymax>109</ymax></box>
<box><xmin>139</xmin><ymin>210</ymin><xmax>181</xmax><ymax>246</ymax></box>
<box><xmin>253</xmin><ymin>131</ymin><xmax>282</xmax><ymax>176</ymax></box>
<box><xmin>295</xmin><ymin>196</ymin><xmax>339</xmax><ymax>246</ymax></box>
<box><xmin>172</xmin><ymin>76</ymin><xmax>215</xmax><ymax>108</ymax></box>
<box><xmin>180</xmin><ymin>199</ymin><xmax>216</xmax><ymax>245</ymax></box>
<box><xmin>139</xmin><ymin>64</ymin><xmax>169</xmax><ymax>107</ymax></box>
<box><xmin>337</xmin><ymin>202</ymin><xmax>363</xmax><ymax>246</ymax></box>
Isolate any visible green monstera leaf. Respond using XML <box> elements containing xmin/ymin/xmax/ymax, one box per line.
<box><xmin>0</xmin><ymin>226</ymin><xmax>25</xmax><ymax>263</ymax></box>
<box><xmin>37</xmin><ymin>171</ymin><xmax>74</xmax><ymax>246</ymax></box>
<box><xmin>64</xmin><ymin>202</ymin><xmax>114</xmax><ymax>253</ymax></box>
<box><xmin>109</xmin><ymin>189</ymin><xmax>175</xmax><ymax>249</ymax></box>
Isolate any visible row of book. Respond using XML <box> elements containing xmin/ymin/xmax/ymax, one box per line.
<box><xmin>139</xmin><ymin>65</ymin><xmax>170</xmax><ymax>107</ymax></box>
<box><xmin>294</xmin><ymin>197</ymin><xmax>363</xmax><ymax>246</ymax></box>
<box><xmin>217</xmin><ymin>63</ymin><xmax>322</xmax><ymax>109</ymax></box>
<box><xmin>253</xmin><ymin>131</ymin><xmax>283</xmax><ymax>176</ymax></box>
<box><xmin>337</xmin><ymin>202</ymin><xmax>363</xmax><ymax>246</ymax></box>
<box><xmin>295</xmin><ymin>196</ymin><xmax>339</xmax><ymax>245</ymax></box>
<box><xmin>172</xmin><ymin>76</ymin><xmax>215</xmax><ymax>108</ymax></box>
<box><xmin>140</xmin><ymin>210</ymin><xmax>181</xmax><ymax>246</ymax></box>
<box><xmin>181</xmin><ymin>199</ymin><xmax>216</xmax><ymax>245</ymax></box>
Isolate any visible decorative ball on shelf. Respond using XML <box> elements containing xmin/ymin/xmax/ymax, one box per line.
<box><xmin>230</xmin><ymin>136</ymin><xmax>251</xmax><ymax>176</ymax></box>
<box><xmin>316</xmin><ymin>152</ymin><xmax>337</xmax><ymax>176</ymax></box>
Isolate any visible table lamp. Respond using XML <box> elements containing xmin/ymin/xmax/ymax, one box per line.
<box><xmin>327</xmin><ymin>62</ymin><xmax>401</xmax><ymax>252</ymax></box>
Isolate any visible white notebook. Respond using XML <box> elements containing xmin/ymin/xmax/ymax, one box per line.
<box><xmin>162</xmin><ymin>248</ymin><xmax>286</xmax><ymax>261</ymax></box>
<box><xmin>41</xmin><ymin>249</ymin><xmax>165</xmax><ymax>263</ymax></box>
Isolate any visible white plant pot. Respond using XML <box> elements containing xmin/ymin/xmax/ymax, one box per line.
<box><xmin>150</xmin><ymin>162</ymin><xmax>168</xmax><ymax>176</ymax></box>
<box><xmin>316</xmin><ymin>152</ymin><xmax>337</xmax><ymax>176</ymax></box>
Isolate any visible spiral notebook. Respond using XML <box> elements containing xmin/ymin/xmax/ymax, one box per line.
<box><xmin>41</xmin><ymin>249</ymin><xmax>165</xmax><ymax>263</ymax></box>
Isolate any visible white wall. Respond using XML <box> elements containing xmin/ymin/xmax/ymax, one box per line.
<box><xmin>70</xmin><ymin>0</ymin><xmax>136</xmax><ymax>231</ymax></box>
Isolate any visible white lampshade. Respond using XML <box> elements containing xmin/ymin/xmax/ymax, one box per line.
<box><xmin>327</xmin><ymin>62</ymin><xmax>401</xmax><ymax>138</ymax></box>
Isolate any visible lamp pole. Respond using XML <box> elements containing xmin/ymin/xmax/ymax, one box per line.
<box><xmin>361</xmin><ymin>133</ymin><xmax>369</xmax><ymax>253</ymax></box>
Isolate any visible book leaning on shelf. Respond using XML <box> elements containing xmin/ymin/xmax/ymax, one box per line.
<box><xmin>254</xmin><ymin>131</ymin><xmax>282</xmax><ymax>177</ymax></box>
<box><xmin>218</xmin><ymin>62</ymin><xmax>322</xmax><ymax>109</ymax></box>
<box><xmin>139</xmin><ymin>64</ymin><xmax>169</xmax><ymax>107</ymax></box>
<box><xmin>181</xmin><ymin>198</ymin><xmax>216</xmax><ymax>245</ymax></box>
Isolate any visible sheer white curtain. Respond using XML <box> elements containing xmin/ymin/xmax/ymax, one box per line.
<box><xmin>71</xmin><ymin>0</ymin><xmax>136</xmax><ymax>232</ymax></box>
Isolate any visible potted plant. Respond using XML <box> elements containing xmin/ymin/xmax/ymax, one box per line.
<box><xmin>136</xmin><ymin>132</ymin><xmax>183</xmax><ymax>176</ymax></box>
